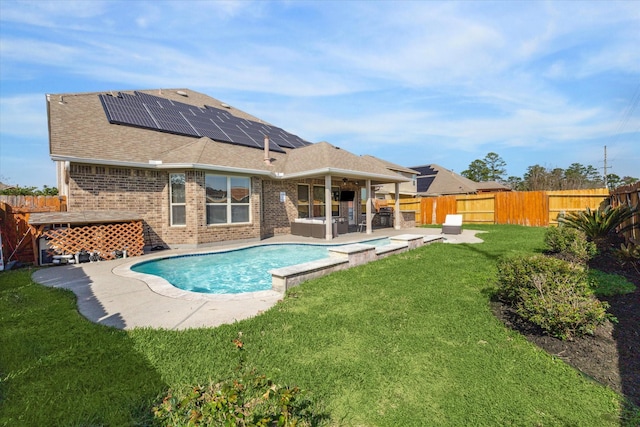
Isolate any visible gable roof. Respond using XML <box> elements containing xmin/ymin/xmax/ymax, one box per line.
<box><xmin>361</xmin><ymin>155</ymin><xmax>419</xmax><ymax>175</ymax></box>
<box><xmin>411</xmin><ymin>164</ymin><xmax>480</xmax><ymax>196</ymax></box>
<box><xmin>47</xmin><ymin>88</ymin><xmax>408</xmax><ymax>183</ymax></box>
<box><xmin>279</xmin><ymin>142</ymin><xmax>405</xmax><ymax>183</ymax></box>
<box><xmin>475</xmin><ymin>181</ymin><xmax>511</xmax><ymax>192</ymax></box>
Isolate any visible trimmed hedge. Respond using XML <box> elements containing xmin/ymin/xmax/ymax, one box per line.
<box><xmin>544</xmin><ymin>226</ymin><xmax>597</xmax><ymax>264</ymax></box>
<box><xmin>496</xmin><ymin>254</ymin><xmax>611</xmax><ymax>340</ymax></box>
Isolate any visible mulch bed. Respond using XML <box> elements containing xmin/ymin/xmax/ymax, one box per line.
<box><xmin>491</xmin><ymin>237</ymin><xmax>640</xmax><ymax>407</ymax></box>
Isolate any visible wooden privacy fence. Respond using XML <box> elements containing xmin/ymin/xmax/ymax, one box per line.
<box><xmin>393</xmin><ymin>189</ymin><xmax>611</xmax><ymax>227</ymax></box>
<box><xmin>0</xmin><ymin>195</ymin><xmax>67</xmax><ymax>212</ymax></box>
<box><xmin>0</xmin><ymin>196</ymin><xmax>67</xmax><ymax>266</ymax></box>
<box><xmin>1</xmin><ymin>195</ymin><xmax>145</xmax><ymax>266</ymax></box>
<box><xmin>609</xmin><ymin>181</ymin><xmax>640</xmax><ymax>243</ymax></box>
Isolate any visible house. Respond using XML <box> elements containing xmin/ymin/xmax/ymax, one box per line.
<box><xmin>46</xmin><ymin>88</ymin><xmax>410</xmax><ymax>248</ymax></box>
<box><xmin>361</xmin><ymin>156</ymin><xmax>419</xmax><ymax>199</ymax></box>
<box><xmin>411</xmin><ymin>164</ymin><xmax>510</xmax><ymax>196</ymax></box>
<box><xmin>0</xmin><ymin>182</ymin><xmax>15</xmax><ymax>191</ymax></box>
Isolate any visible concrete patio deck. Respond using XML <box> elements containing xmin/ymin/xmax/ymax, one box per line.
<box><xmin>31</xmin><ymin>227</ymin><xmax>484</xmax><ymax>330</ymax></box>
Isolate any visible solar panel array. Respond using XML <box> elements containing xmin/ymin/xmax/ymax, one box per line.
<box><xmin>98</xmin><ymin>91</ymin><xmax>311</xmax><ymax>152</ymax></box>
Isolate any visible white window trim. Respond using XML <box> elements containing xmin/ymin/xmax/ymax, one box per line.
<box><xmin>170</xmin><ymin>173</ymin><xmax>186</xmax><ymax>227</ymax></box>
<box><xmin>206</xmin><ymin>174</ymin><xmax>251</xmax><ymax>225</ymax></box>
<box><xmin>297</xmin><ymin>184</ymin><xmax>310</xmax><ymax>218</ymax></box>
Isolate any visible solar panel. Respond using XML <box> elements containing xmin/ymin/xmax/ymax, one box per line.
<box><xmin>98</xmin><ymin>91</ymin><xmax>311</xmax><ymax>152</ymax></box>
<box><xmin>145</xmin><ymin>105</ymin><xmax>196</xmax><ymax>136</ymax></box>
<box><xmin>99</xmin><ymin>94</ymin><xmax>158</xmax><ymax>129</ymax></box>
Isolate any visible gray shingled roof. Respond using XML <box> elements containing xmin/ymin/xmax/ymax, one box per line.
<box><xmin>361</xmin><ymin>155</ymin><xmax>419</xmax><ymax>175</ymax></box>
<box><xmin>29</xmin><ymin>211</ymin><xmax>142</xmax><ymax>225</ymax></box>
<box><xmin>414</xmin><ymin>164</ymin><xmax>479</xmax><ymax>195</ymax></box>
<box><xmin>47</xmin><ymin>88</ymin><xmax>407</xmax><ymax>183</ymax></box>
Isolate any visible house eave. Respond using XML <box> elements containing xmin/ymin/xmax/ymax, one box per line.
<box><xmin>50</xmin><ymin>156</ymin><xmax>273</xmax><ymax>176</ymax></box>
<box><xmin>281</xmin><ymin>167</ymin><xmax>410</xmax><ymax>183</ymax></box>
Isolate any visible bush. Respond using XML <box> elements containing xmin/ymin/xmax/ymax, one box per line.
<box><xmin>153</xmin><ymin>371</ymin><xmax>315</xmax><ymax>427</ymax></box>
<box><xmin>614</xmin><ymin>241</ymin><xmax>640</xmax><ymax>275</ymax></box>
<box><xmin>558</xmin><ymin>204</ymin><xmax>637</xmax><ymax>245</ymax></box>
<box><xmin>544</xmin><ymin>226</ymin><xmax>597</xmax><ymax>264</ymax></box>
<box><xmin>496</xmin><ymin>254</ymin><xmax>611</xmax><ymax>340</ymax></box>
<box><xmin>152</xmin><ymin>336</ymin><xmax>320</xmax><ymax>426</ymax></box>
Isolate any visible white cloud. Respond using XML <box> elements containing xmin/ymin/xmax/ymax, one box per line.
<box><xmin>0</xmin><ymin>94</ymin><xmax>48</xmax><ymax>138</ymax></box>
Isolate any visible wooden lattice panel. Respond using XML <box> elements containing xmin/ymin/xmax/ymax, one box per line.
<box><xmin>43</xmin><ymin>221</ymin><xmax>144</xmax><ymax>260</ymax></box>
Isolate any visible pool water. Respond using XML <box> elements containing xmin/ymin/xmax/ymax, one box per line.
<box><xmin>132</xmin><ymin>239</ymin><xmax>389</xmax><ymax>294</ymax></box>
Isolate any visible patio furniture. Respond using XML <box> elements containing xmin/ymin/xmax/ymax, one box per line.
<box><xmin>291</xmin><ymin>218</ymin><xmax>337</xmax><ymax>238</ymax></box>
<box><xmin>357</xmin><ymin>214</ymin><xmax>367</xmax><ymax>232</ymax></box>
<box><xmin>442</xmin><ymin>214</ymin><xmax>462</xmax><ymax>235</ymax></box>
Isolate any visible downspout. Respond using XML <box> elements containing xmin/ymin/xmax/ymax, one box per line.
<box><xmin>61</xmin><ymin>161</ymin><xmax>70</xmax><ymax>197</ymax></box>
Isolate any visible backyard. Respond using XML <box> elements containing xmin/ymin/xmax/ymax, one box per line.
<box><xmin>1</xmin><ymin>224</ymin><xmax>638</xmax><ymax>426</ymax></box>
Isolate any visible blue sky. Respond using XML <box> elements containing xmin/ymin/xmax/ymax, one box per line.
<box><xmin>1</xmin><ymin>0</ymin><xmax>638</xmax><ymax>188</ymax></box>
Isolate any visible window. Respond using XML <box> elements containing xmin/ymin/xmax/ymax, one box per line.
<box><xmin>297</xmin><ymin>184</ymin><xmax>309</xmax><ymax>218</ymax></box>
<box><xmin>170</xmin><ymin>173</ymin><xmax>186</xmax><ymax>226</ymax></box>
<box><xmin>206</xmin><ymin>175</ymin><xmax>250</xmax><ymax>224</ymax></box>
<box><xmin>331</xmin><ymin>186</ymin><xmax>339</xmax><ymax>216</ymax></box>
<box><xmin>313</xmin><ymin>185</ymin><xmax>325</xmax><ymax>217</ymax></box>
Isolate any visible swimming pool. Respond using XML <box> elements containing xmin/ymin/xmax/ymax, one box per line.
<box><xmin>131</xmin><ymin>238</ymin><xmax>390</xmax><ymax>294</ymax></box>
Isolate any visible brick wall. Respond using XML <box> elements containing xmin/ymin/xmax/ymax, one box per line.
<box><xmin>69</xmin><ymin>164</ymin><xmax>166</xmax><ymax>247</ymax></box>
<box><xmin>69</xmin><ymin>164</ymin><xmax>269</xmax><ymax>247</ymax></box>
<box><xmin>262</xmin><ymin>180</ymin><xmax>298</xmax><ymax>237</ymax></box>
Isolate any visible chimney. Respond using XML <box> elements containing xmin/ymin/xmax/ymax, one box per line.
<box><xmin>264</xmin><ymin>135</ymin><xmax>271</xmax><ymax>165</ymax></box>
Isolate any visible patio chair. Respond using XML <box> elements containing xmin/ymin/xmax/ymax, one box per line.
<box><xmin>357</xmin><ymin>214</ymin><xmax>367</xmax><ymax>232</ymax></box>
<box><xmin>442</xmin><ymin>214</ymin><xmax>462</xmax><ymax>235</ymax></box>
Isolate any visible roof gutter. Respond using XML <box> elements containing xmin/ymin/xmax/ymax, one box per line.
<box><xmin>50</xmin><ymin>156</ymin><xmax>273</xmax><ymax>176</ymax></box>
<box><xmin>50</xmin><ymin>156</ymin><xmax>409</xmax><ymax>182</ymax></box>
<box><xmin>279</xmin><ymin>167</ymin><xmax>411</xmax><ymax>183</ymax></box>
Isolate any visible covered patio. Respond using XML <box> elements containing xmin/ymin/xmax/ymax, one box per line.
<box><xmin>281</xmin><ymin>142</ymin><xmax>412</xmax><ymax>241</ymax></box>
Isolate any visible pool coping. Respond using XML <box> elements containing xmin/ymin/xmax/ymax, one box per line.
<box><xmin>31</xmin><ymin>228</ymin><xmax>485</xmax><ymax>330</ymax></box>
<box><xmin>114</xmin><ymin>234</ymin><xmax>444</xmax><ymax>300</ymax></box>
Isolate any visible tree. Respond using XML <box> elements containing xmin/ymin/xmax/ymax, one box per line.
<box><xmin>0</xmin><ymin>185</ymin><xmax>58</xmax><ymax>196</ymax></box>
<box><xmin>505</xmin><ymin>176</ymin><xmax>524</xmax><ymax>190</ymax></box>
<box><xmin>461</xmin><ymin>159</ymin><xmax>490</xmax><ymax>182</ymax></box>
<box><xmin>483</xmin><ymin>152</ymin><xmax>507</xmax><ymax>182</ymax></box>
<box><xmin>523</xmin><ymin>164</ymin><xmax>549</xmax><ymax>191</ymax></box>
<box><xmin>606</xmin><ymin>174</ymin><xmax>622</xmax><ymax>190</ymax></box>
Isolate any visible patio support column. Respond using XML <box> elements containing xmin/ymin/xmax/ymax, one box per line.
<box><xmin>365</xmin><ymin>179</ymin><xmax>372</xmax><ymax>234</ymax></box>
<box><xmin>325</xmin><ymin>174</ymin><xmax>333</xmax><ymax>240</ymax></box>
<box><xmin>394</xmin><ymin>183</ymin><xmax>401</xmax><ymax>229</ymax></box>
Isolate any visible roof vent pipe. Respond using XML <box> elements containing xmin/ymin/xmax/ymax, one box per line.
<box><xmin>264</xmin><ymin>135</ymin><xmax>271</xmax><ymax>165</ymax></box>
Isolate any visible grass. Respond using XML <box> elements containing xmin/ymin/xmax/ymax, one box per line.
<box><xmin>1</xmin><ymin>224</ymin><xmax>638</xmax><ymax>426</ymax></box>
<box><xmin>588</xmin><ymin>269</ymin><xmax>637</xmax><ymax>296</ymax></box>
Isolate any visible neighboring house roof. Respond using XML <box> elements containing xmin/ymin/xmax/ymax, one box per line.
<box><xmin>361</xmin><ymin>155</ymin><xmax>419</xmax><ymax>175</ymax></box>
<box><xmin>0</xmin><ymin>182</ymin><xmax>13</xmax><ymax>190</ymax></box>
<box><xmin>412</xmin><ymin>164</ymin><xmax>478</xmax><ymax>195</ymax></box>
<box><xmin>411</xmin><ymin>164</ymin><xmax>504</xmax><ymax>196</ymax></box>
<box><xmin>47</xmin><ymin>88</ymin><xmax>408</xmax><ymax>184</ymax></box>
<box><xmin>475</xmin><ymin>181</ymin><xmax>511</xmax><ymax>192</ymax></box>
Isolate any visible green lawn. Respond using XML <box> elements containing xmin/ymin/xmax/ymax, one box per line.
<box><xmin>1</xmin><ymin>224</ymin><xmax>638</xmax><ymax>426</ymax></box>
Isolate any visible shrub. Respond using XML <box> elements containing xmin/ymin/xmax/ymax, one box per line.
<box><xmin>152</xmin><ymin>371</ymin><xmax>315</xmax><ymax>427</ymax></box>
<box><xmin>496</xmin><ymin>254</ymin><xmax>611</xmax><ymax>340</ymax></box>
<box><xmin>558</xmin><ymin>204</ymin><xmax>637</xmax><ymax>245</ymax></box>
<box><xmin>543</xmin><ymin>226</ymin><xmax>597</xmax><ymax>264</ymax></box>
<box><xmin>614</xmin><ymin>241</ymin><xmax>640</xmax><ymax>275</ymax></box>
<box><xmin>152</xmin><ymin>336</ymin><xmax>320</xmax><ymax>426</ymax></box>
